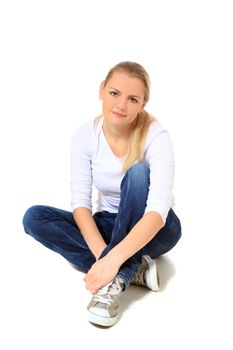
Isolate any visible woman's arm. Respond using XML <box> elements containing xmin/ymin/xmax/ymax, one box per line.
<box><xmin>71</xmin><ymin>122</ymin><xmax>107</xmax><ymax>260</ymax></box>
<box><xmin>84</xmin><ymin>211</ymin><xmax>163</xmax><ymax>293</ymax></box>
<box><xmin>107</xmin><ymin>211</ymin><xmax>163</xmax><ymax>265</ymax></box>
<box><xmin>73</xmin><ymin>207</ymin><xmax>107</xmax><ymax>260</ymax></box>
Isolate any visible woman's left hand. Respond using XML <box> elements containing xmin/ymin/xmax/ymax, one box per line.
<box><xmin>84</xmin><ymin>256</ymin><xmax>120</xmax><ymax>294</ymax></box>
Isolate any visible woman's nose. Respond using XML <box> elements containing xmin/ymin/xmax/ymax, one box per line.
<box><xmin>116</xmin><ymin>97</ymin><xmax>127</xmax><ymax>111</ymax></box>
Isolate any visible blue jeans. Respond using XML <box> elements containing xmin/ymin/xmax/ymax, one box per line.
<box><xmin>23</xmin><ymin>163</ymin><xmax>181</xmax><ymax>289</ymax></box>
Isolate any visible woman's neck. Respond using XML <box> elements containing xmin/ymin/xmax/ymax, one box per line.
<box><xmin>102</xmin><ymin>120</ymin><xmax>130</xmax><ymax>142</ymax></box>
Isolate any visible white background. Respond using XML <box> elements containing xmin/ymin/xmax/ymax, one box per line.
<box><xmin>1</xmin><ymin>0</ymin><xmax>233</xmax><ymax>349</ymax></box>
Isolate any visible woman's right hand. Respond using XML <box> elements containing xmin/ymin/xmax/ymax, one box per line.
<box><xmin>84</xmin><ymin>255</ymin><xmax>120</xmax><ymax>294</ymax></box>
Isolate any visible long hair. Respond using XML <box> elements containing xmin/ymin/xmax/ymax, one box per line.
<box><xmin>96</xmin><ymin>61</ymin><xmax>156</xmax><ymax>172</ymax></box>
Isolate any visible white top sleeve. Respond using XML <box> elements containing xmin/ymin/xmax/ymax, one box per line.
<box><xmin>144</xmin><ymin>122</ymin><xmax>175</xmax><ymax>223</ymax></box>
<box><xmin>70</xmin><ymin>121</ymin><xmax>94</xmax><ymax>212</ymax></box>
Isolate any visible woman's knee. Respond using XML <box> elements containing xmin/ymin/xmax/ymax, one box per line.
<box><xmin>127</xmin><ymin>162</ymin><xmax>149</xmax><ymax>177</ymax></box>
<box><xmin>122</xmin><ymin>162</ymin><xmax>150</xmax><ymax>189</ymax></box>
<box><xmin>22</xmin><ymin>205</ymin><xmax>48</xmax><ymax>233</ymax></box>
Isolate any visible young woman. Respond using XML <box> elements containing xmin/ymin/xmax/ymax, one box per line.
<box><xmin>23</xmin><ymin>61</ymin><xmax>181</xmax><ymax>327</ymax></box>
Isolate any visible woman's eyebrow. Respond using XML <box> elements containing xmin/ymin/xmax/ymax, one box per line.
<box><xmin>108</xmin><ymin>86</ymin><xmax>142</xmax><ymax>99</ymax></box>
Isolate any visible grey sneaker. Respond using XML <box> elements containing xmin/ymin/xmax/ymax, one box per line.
<box><xmin>131</xmin><ymin>255</ymin><xmax>159</xmax><ymax>291</ymax></box>
<box><xmin>87</xmin><ymin>276</ymin><xmax>123</xmax><ymax>327</ymax></box>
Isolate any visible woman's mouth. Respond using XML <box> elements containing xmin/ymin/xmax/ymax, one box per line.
<box><xmin>112</xmin><ymin>111</ymin><xmax>127</xmax><ymax>118</ymax></box>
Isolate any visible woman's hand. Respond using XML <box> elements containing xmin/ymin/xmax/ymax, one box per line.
<box><xmin>84</xmin><ymin>255</ymin><xmax>120</xmax><ymax>294</ymax></box>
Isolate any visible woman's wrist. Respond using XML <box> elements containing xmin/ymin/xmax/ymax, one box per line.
<box><xmin>93</xmin><ymin>243</ymin><xmax>107</xmax><ymax>260</ymax></box>
<box><xmin>105</xmin><ymin>247</ymin><xmax>125</xmax><ymax>268</ymax></box>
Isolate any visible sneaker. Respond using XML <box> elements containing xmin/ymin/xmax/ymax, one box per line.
<box><xmin>131</xmin><ymin>255</ymin><xmax>159</xmax><ymax>291</ymax></box>
<box><xmin>87</xmin><ymin>276</ymin><xmax>124</xmax><ymax>327</ymax></box>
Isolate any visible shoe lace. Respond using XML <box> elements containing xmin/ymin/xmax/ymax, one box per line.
<box><xmin>132</xmin><ymin>261</ymin><xmax>147</xmax><ymax>286</ymax></box>
<box><xmin>94</xmin><ymin>278</ymin><xmax>122</xmax><ymax>305</ymax></box>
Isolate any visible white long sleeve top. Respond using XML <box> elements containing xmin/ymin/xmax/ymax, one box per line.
<box><xmin>70</xmin><ymin>117</ymin><xmax>175</xmax><ymax>223</ymax></box>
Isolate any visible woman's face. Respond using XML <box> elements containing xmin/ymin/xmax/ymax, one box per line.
<box><xmin>99</xmin><ymin>71</ymin><xmax>146</xmax><ymax>129</ymax></box>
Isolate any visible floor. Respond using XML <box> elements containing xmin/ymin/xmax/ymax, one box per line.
<box><xmin>1</xmin><ymin>209</ymin><xmax>232</xmax><ymax>350</ymax></box>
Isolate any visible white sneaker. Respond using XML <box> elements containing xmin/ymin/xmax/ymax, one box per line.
<box><xmin>131</xmin><ymin>255</ymin><xmax>159</xmax><ymax>291</ymax></box>
<box><xmin>87</xmin><ymin>277</ymin><xmax>124</xmax><ymax>327</ymax></box>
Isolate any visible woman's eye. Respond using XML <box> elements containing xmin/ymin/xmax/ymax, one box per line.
<box><xmin>110</xmin><ymin>91</ymin><xmax>118</xmax><ymax>96</ymax></box>
<box><xmin>129</xmin><ymin>97</ymin><xmax>138</xmax><ymax>103</ymax></box>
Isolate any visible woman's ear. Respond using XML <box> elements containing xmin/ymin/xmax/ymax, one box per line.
<box><xmin>99</xmin><ymin>81</ymin><xmax>105</xmax><ymax>100</ymax></box>
<box><xmin>139</xmin><ymin>102</ymin><xmax>147</xmax><ymax>112</ymax></box>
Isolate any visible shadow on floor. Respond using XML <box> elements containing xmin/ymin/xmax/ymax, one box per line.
<box><xmin>117</xmin><ymin>255</ymin><xmax>176</xmax><ymax>323</ymax></box>
<box><xmin>156</xmin><ymin>255</ymin><xmax>176</xmax><ymax>291</ymax></box>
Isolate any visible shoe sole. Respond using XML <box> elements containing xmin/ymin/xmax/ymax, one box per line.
<box><xmin>143</xmin><ymin>255</ymin><xmax>160</xmax><ymax>291</ymax></box>
<box><xmin>87</xmin><ymin>309</ymin><xmax>118</xmax><ymax>327</ymax></box>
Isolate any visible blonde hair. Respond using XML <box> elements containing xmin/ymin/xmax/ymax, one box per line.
<box><xmin>96</xmin><ymin>61</ymin><xmax>156</xmax><ymax>172</ymax></box>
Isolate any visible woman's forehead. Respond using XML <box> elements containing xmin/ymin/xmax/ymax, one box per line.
<box><xmin>106</xmin><ymin>72</ymin><xmax>145</xmax><ymax>95</ymax></box>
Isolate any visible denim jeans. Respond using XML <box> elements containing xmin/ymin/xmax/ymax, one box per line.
<box><xmin>23</xmin><ymin>163</ymin><xmax>181</xmax><ymax>289</ymax></box>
